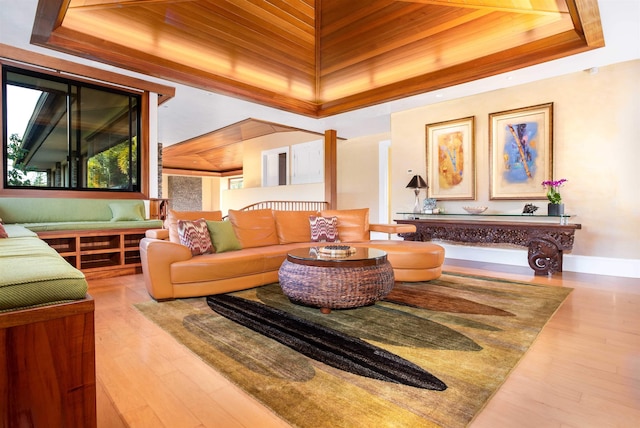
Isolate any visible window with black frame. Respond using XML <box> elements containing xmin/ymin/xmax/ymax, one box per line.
<box><xmin>2</xmin><ymin>66</ymin><xmax>141</xmax><ymax>191</ymax></box>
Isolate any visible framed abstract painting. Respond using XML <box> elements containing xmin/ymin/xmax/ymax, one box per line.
<box><xmin>425</xmin><ymin>116</ymin><xmax>476</xmax><ymax>200</ymax></box>
<box><xmin>489</xmin><ymin>103</ymin><xmax>553</xmax><ymax>200</ymax></box>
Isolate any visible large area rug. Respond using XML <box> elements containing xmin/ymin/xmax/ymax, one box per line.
<box><xmin>135</xmin><ymin>273</ymin><xmax>572</xmax><ymax>428</ymax></box>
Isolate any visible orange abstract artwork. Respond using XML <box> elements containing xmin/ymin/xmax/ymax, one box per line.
<box><xmin>437</xmin><ymin>131</ymin><xmax>464</xmax><ymax>189</ymax></box>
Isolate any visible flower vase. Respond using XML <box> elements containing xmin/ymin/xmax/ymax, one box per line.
<box><xmin>547</xmin><ymin>203</ymin><xmax>564</xmax><ymax>216</ymax></box>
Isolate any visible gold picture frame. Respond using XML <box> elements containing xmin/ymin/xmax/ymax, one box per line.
<box><xmin>489</xmin><ymin>103</ymin><xmax>553</xmax><ymax>200</ymax></box>
<box><xmin>425</xmin><ymin>116</ymin><xmax>476</xmax><ymax>200</ymax></box>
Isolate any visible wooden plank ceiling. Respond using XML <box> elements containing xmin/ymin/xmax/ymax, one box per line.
<box><xmin>29</xmin><ymin>0</ymin><xmax>603</xmax><ymax>174</ymax></box>
<box><xmin>33</xmin><ymin>0</ymin><xmax>603</xmax><ymax>118</ymax></box>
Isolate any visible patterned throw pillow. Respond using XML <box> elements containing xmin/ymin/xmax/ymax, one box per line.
<box><xmin>0</xmin><ymin>223</ymin><xmax>7</xmax><ymax>239</ymax></box>
<box><xmin>309</xmin><ymin>216</ymin><xmax>339</xmax><ymax>242</ymax></box>
<box><xmin>177</xmin><ymin>218</ymin><xmax>213</xmax><ymax>255</ymax></box>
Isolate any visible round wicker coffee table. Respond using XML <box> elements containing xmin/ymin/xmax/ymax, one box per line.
<box><xmin>278</xmin><ymin>247</ymin><xmax>395</xmax><ymax>314</ymax></box>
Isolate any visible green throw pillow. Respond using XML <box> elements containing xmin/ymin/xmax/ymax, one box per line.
<box><xmin>206</xmin><ymin>220</ymin><xmax>242</xmax><ymax>253</ymax></box>
<box><xmin>109</xmin><ymin>202</ymin><xmax>144</xmax><ymax>221</ymax></box>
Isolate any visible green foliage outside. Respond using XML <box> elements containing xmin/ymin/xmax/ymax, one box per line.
<box><xmin>87</xmin><ymin>138</ymin><xmax>137</xmax><ymax>189</ymax></box>
<box><xmin>6</xmin><ymin>133</ymin><xmax>46</xmax><ymax>186</ymax></box>
<box><xmin>7</xmin><ymin>133</ymin><xmax>137</xmax><ymax>188</ymax></box>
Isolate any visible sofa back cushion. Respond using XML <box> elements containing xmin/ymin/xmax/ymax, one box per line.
<box><xmin>320</xmin><ymin>208</ymin><xmax>370</xmax><ymax>242</ymax></box>
<box><xmin>228</xmin><ymin>209</ymin><xmax>279</xmax><ymax>248</ymax></box>
<box><xmin>167</xmin><ymin>210</ymin><xmax>223</xmax><ymax>243</ymax></box>
<box><xmin>273</xmin><ymin>210</ymin><xmax>317</xmax><ymax>244</ymax></box>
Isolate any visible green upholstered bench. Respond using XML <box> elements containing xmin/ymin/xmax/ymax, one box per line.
<box><xmin>0</xmin><ymin>225</ymin><xmax>88</xmax><ymax>312</ymax></box>
<box><xmin>0</xmin><ymin>197</ymin><xmax>162</xmax><ymax>231</ymax></box>
<box><xmin>0</xmin><ymin>197</ymin><xmax>163</xmax><ymax>278</ymax></box>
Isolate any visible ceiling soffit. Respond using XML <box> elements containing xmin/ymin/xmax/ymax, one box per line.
<box><xmin>31</xmin><ymin>0</ymin><xmax>603</xmax><ymax>118</ymax></box>
<box><xmin>161</xmin><ymin>118</ymin><xmax>326</xmax><ymax>174</ymax></box>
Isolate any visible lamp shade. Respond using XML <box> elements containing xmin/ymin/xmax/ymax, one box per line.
<box><xmin>406</xmin><ymin>175</ymin><xmax>428</xmax><ymax>189</ymax></box>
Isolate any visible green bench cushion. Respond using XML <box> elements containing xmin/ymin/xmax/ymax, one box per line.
<box><xmin>0</xmin><ymin>198</ymin><xmax>145</xmax><ymax>223</ymax></box>
<box><xmin>0</xmin><ymin>235</ymin><xmax>88</xmax><ymax>312</ymax></box>
<box><xmin>20</xmin><ymin>219</ymin><xmax>163</xmax><ymax>232</ymax></box>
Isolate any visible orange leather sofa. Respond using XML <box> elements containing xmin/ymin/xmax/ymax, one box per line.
<box><xmin>139</xmin><ymin>208</ymin><xmax>445</xmax><ymax>300</ymax></box>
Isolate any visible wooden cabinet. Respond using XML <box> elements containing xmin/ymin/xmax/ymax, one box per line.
<box><xmin>0</xmin><ymin>297</ymin><xmax>96</xmax><ymax>428</ymax></box>
<box><xmin>38</xmin><ymin>228</ymin><xmax>150</xmax><ymax>279</ymax></box>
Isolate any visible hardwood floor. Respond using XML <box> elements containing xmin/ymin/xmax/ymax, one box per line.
<box><xmin>89</xmin><ymin>260</ymin><xmax>640</xmax><ymax>427</ymax></box>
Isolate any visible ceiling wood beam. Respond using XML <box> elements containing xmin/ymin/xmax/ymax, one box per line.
<box><xmin>396</xmin><ymin>0</ymin><xmax>569</xmax><ymax>15</ymax></box>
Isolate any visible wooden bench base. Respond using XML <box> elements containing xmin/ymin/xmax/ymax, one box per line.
<box><xmin>0</xmin><ymin>297</ymin><xmax>96</xmax><ymax>428</ymax></box>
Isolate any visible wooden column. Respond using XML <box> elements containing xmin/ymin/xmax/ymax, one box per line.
<box><xmin>324</xmin><ymin>129</ymin><xmax>337</xmax><ymax>209</ymax></box>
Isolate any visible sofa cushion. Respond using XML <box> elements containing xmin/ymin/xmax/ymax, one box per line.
<box><xmin>167</xmin><ymin>210</ymin><xmax>223</xmax><ymax>243</ymax></box>
<box><xmin>171</xmin><ymin>248</ymin><xmax>272</xmax><ymax>283</ymax></box>
<box><xmin>109</xmin><ymin>201</ymin><xmax>144</xmax><ymax>221</ymax></box>
<box><xmin>320</xmin><ymin>208</ymin><xmax>370</xmax><ymax>242</ymax></box>
<box><xmin>309</xmin><ymin>216</ymin><xmax>339</xmax><ymax>242</ymax></box>
<box><xmin>177</xmin><ymin>219</ymin><xmax>213</xmax><ymax>256</ymax></box>
<box><xmin>273</xmin><ymin>210</ymin><xmax>317</xmax><ymax>244</ymax></box>
<box><xmin>206</xmin><ymin>220</ymin><xmax>242</xmax><ymax>253</ymax></box>
<box><xmin>228</xmin><ymin>209</ymin><xmax>279</xmax><ymax>249</ymax></box>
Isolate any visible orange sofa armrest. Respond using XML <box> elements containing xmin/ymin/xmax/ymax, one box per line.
<box><xmin>139</xmin><ymin>238</ymin><xmax>192</xmax><ymax>300</ymax></box>
<box><xmin>145</xmin><ymin>229</ymin><xmax>169</xmax><ymax>240</ymax></box>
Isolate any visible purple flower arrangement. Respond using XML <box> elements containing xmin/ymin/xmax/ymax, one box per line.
<box><xmin>541</xmin><ymin>178</ymin><xmax>567</xmax><ymax>204</ymax></box>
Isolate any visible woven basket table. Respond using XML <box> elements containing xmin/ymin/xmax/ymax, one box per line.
<box><xmin>278</xmin><ymin>247</ymin><xmax>395</xmax><ymax>314</ymax></box>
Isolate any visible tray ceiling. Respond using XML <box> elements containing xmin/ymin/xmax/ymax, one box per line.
<box><xmin>32</xmin><ymin>0</ymin><xmax>604</xmax><ymax>118</ymax></box>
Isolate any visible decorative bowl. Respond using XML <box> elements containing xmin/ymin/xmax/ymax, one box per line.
<box><xmin>463</xmin><ymin>206</ymin><xmax>488</xmax><ymax>214</ymax></box>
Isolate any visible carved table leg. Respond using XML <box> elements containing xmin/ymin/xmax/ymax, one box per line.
<box><xmin>528</xmin><ymin>237</ymin><xmax>563</xmax><ymax>276</ymax></box>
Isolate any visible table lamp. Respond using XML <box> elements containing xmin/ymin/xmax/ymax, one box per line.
<box><xmin>406</xmin><ymin>175</ymin><xmax>428</xmax><ymax>213</ymax></box>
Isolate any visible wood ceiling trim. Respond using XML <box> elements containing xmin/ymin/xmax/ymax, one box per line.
<box><xmin>161</xmin><ymin>167</ymin><xmax>233</xmax><ymax>177</ymax></box>
<box><xmin>0</xmin><ymin>43</ymin><xmax>175</xmax><ymax>102</ymax></box>
<box><xmin>67</xmin><ymin>0</ymin><xmax>198</xmax><ymax>11</ymax></box>
<box><xmin>400</xmin><ymin>0</ymin><xmax>569</xmax><ymax>15</ymax></box>
<box><xmin>319</xmin><ymin>10</ymin><xmax>570</xmax><ymax>94</ymax></box>
<box><xmin>31</xmin><ymin>25</ymin><xmax>320</xmax><ymax>116</ymax></box>
<box><xmin>317</xmin><ymin>29</ymin><xmax>598</xmax><ymax>116</ymax></box>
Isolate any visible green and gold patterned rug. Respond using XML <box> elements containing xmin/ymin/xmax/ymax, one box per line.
<box><xmin>136</xmin><ymin>273</ymin><xmax>572</xmax><ymax>428</ymax></box>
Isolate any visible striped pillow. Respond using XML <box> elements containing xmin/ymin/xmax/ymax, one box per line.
<box><xmin>177</xmin><ymin>218</ymin><xmax>213</xmax><ymax>255</ymax></box>
<box><xmin>309</xmin><ymin>216</ymin><xmax>339</xmax><ymax>242</ymax></box>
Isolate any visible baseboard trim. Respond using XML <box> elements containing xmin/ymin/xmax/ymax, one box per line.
<box><xmin>438</xmin><ymin>243</ymin><xmax>640</xmax><ymax>279</ymax></box>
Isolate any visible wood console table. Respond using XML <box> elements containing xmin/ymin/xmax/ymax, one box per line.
<box><xmin>395</xmin><ymin>217</ymin><xmax>581</xmax><ymax>276</ymax></box>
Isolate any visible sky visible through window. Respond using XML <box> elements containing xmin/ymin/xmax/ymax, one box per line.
<box><xmin>6</xmin><ymin>85</ymin><xmax>41</xmax><ymax>138</ymax></box>
<box><xmin>6</xmin><ymin>85</ymin><xmax>47</xmax><ymax>185</ymax></box>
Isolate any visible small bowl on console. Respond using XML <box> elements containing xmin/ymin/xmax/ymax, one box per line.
<box><xmin>463</xmin><ymin>206</ymin><xmax>488</xmax><ymax>214</ymax></box>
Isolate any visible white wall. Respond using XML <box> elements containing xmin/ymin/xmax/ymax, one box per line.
<box><xmin>336</xmin><ymin>133</ymin><xmax>390</xmax><ymax>222</ymax></box>
<box><xmin>390</xmin><ymin>60</ymin><xmax>640</xmax><ymax>276</ymax></box>
<box><xmin>242</xmin><ymin>131</ymin><xmax>324</xmax><ymax>188</ymax></box>
<box><xmin>220</xmin><ymin>183</ymin><xmax>325</xmax><ymax>215</ymax></box>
